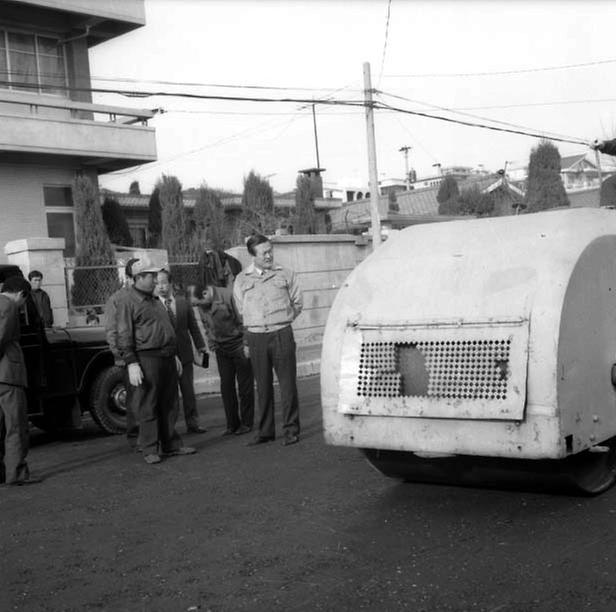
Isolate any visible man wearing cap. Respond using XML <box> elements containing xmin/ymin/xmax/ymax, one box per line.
<box><xmin>233</xmin><ymin>234</ymin><xmax>302</xmax><ymax>447</ymax></box>
<box><xmin>104</xmin><ymin>257</ymin><xmax>139</xmax><ymax>447</ymax></box>
<box><xmin>116</xmin><ymin>255</ymin><xmax>196</xmax><ymax>464</ymax></box>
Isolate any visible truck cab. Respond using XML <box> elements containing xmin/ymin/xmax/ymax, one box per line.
<box><xmin>0</xmin><ymin>265</ymin><xmax>127</xmax><ymax>434</ymax></box>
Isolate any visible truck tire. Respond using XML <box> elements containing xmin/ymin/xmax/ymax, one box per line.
<box><xmin>89</xmin><ymin>366</ymin><xmax>127</xmax><ymax>434</ymax></box>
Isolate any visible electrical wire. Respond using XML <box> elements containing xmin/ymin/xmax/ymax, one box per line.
<box><xmin>104</xmin><ymin>112</ymin><xmax>311</xmax><ymax>179</ymax></box>
<box><xmin>385</xmin><ymin>57</ymin><xmax>616</xmax><ymax>78</ymax></box>
<box><xmin>377</xmin><ymin>90</ymin><xmax>583</xmax><ymax>145</ymax></box>
<box><xmin>377</xmin><ymin>0</ymin><xmax>393</xmax><ymax>89</ymax></box>
<box><xmin>0</xmin><ymin>79</ymin><xmax>367</xmax><ymax>107</ymax></box>
<box><xmin>374</xmin><ymin>100</ymin><xmax>589</xmax><ymax>146</ymax></box>
<box><xmin>89</xmin><ymin>74</ymin><xmax>363</xmax><ymax>93</ymax></box>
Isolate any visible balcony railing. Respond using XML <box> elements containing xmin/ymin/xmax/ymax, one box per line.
<box><xmin>0</xmin><ymin>91</ymin><xmax>156</xmax><ymax>125</ymax></box>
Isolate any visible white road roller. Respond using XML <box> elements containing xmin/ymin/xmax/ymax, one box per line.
<box><xmin>321</xmin><ymin>208</ymin><xmax>616</xmax><ymax>494</ymax></box>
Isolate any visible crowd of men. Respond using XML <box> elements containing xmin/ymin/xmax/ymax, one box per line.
<box><xmin>0</xmin><ymin>233</ymin><xmax>303</xmax><ymax>482</ymax></box>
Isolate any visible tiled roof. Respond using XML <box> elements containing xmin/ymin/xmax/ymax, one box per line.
<box><xmin>560</xmin><ymin>154</ymin><xmax>588</xmax><ymax>170</ymax></box>
<box><xmin>103</xmin><ymin>193</ymin><xmax>197</xmax><ymax>208</ymax></box>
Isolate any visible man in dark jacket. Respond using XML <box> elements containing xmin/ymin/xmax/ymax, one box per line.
<box><xmin>195</xmin><ymin>283</ymin><xmax>254</xmax><ymax>436</ymax></box>
<box><xmin>116</xmin><ymin>256</ymin><xmax>196</xmax><ymax>465</ymax></box>
<box><xmin>28</xmin><ymin>270</ymin><xmax>53</xmax><ymax>328</ymax></box>
<box><xmin>0</xmin><ymin>276</ymin><xmax>39</xmax><ymax>485</ymax></box>
<box><xmin>156</xmin><ymin>269</ymin><xmax>207</xmax><ymax>434</ymax></box>
<box><xmin>104</xmin><ymin>258</ymin><xmax>139</xmax><ymax>446</ymax></box>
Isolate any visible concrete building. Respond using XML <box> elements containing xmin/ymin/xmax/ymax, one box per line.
<box><xmin>0</xmin><ymin>0</ymin><xmax>156</xmax><ymax>261</ymax></box>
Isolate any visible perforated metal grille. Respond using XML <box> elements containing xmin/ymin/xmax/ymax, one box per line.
<box><xmin>357</xmin><ymin>339</ymin><xmax>512</xmax><ymax>400</ymax></box>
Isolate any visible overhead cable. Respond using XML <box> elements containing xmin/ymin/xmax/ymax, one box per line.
<box><xmin>377</xmin><ymin>0</ymin><xmax>393</xmax><ymax>89</ymax></box>
<box><xmin>385</xmin><ymin>57</ymin><xmax>616</xmax><ymax>78</ymax></box>
<box><xmin>374</xmin><ymin>100</ymin><xmax>588</xmax><ymax>146</ymax></box>
<box><xmin>377</xmin><ymin>90</ymin><xmax>582</xmax><ymax>144</ymax></box>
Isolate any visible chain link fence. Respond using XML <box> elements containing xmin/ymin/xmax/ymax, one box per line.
<box><xmin>64</xmin><ymin>262</ymin><xmax>202</xmax><ymax>324</ymax></box>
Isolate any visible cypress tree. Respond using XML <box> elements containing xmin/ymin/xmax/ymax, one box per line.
<box><xmin>295</xmin><ymin>174</ymin><xmax>316</xmax><ymax>234</ymax></box>
<box><xmin>102</xmin><ymin>197</ymin><xmax>133</xmax><ymax>246</ymax></box>
<box><xmin>241</xmin><ymin>170</ymin><xmax>275</xmax><ymax>234</ymax></box>
<box><xmin>524</xmin><ymin>140</ymin><xmax>569</xmax><ymax>212</ymax></box>
<box><xmin>147</xmin><ymin>187</ymin><xmax>162</xmax><ymax>248</ymax></box>
<box><xmin>71</xmin><ymin>176</ymin><xmax>120</xmax><ymax>307</ymax></box>
<box><xmin>194</xmin><ymin>185</ymin><xmax>226</xmax><ymax>249</ymax></box>
<box><xmin>437</xmin><ymin>175</ymin><xmax>460</xmax><ymax>214</ymax></box>
<box><xmin>159</xmin><ymin>174</ymin><xmax>199</xmax><ymax>288</ymax></box>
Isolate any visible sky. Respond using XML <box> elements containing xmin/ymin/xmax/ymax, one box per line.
<box><xmin>90</xmin><ymin>0</ymin><xmax>616</xmax><ymax>195</ymax></box>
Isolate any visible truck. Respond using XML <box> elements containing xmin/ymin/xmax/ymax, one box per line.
<box><xmin>321</xmin><ymin>208</ymin><xmax>616</xmax><ymax>495</ymax></box>
<box><xmin>0</xmin><ymin>264</ymin><xmax>127</xmax><ymax>435</ymax></box>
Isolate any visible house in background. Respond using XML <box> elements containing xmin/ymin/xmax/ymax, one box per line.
<box><xmin>0</xmin><ymin>0</ymin><xmax>156</xmax><ymax>262</ymax></box>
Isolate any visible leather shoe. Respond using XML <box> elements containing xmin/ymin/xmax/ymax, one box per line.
<box><xmin>234</xmin><ymin>425</ymin><xmax>252</xmax><ymax>436</ymax></box>
<box><xmin>222</xmin><ymin>428</ymin><xmax>237</xmax><ymax>436</ymax></box>
<box><xmin>282</xmin><ymin>435</ymin><xmax>299</xmax><ymax>446</ymax></box>
<box><xmin>165</xmin><ymin>446</ymin><xmax>197</xmax><ymax>456</ymax></box>
<box><xmin>247</xmin><ymin>436</ymin><xmax>275</xmax><ymax>446</ymax></box>
<box><xmin>9</xmin><ymin>476</ymin><xmax>43</xmax><ymax>486</ymax></box>
<box><xmin>144</xmin><ymin>454</ymin><xmax>162</xmax><ymax>465</ymax></box>
<box><xmin>187</xmin><ymin>426</ymin><xmax>207</xmax><ymax>434</ymax></box>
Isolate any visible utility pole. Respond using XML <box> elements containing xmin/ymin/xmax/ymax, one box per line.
<box><xmin>594</xmin><ymin>149</ymin><xmax>603</xmax><ymax>206</ymax></box>
<box><xmin>363</xmin><ymin>62</ymin><xmax>381</xmax><ymax>248</ymax></box>
<box><xmin>311</xmin><ymin>104</ymin><xmax>321</xmax><ymax>168</ymax></box>
<box><xmin>399</xmin><ymin>145</ymin><xmax>412</xmax><ymax>190</ymax></box>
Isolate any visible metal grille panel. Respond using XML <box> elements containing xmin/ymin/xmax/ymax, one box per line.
<box><xmin>357</xmin><ymin>339</ymin><xmax>512</xmax><ymax>400</ymax></box>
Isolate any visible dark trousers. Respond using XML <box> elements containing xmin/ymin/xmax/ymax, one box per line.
<box><xmin>0</xmin><ymin>384</ymin><xmax>29</xmax><ymax>484</ymax></box>
<box><xmin>178</xmin><ymin>361</ymin><xmax>200</xmax><ymax>430</ymax></box>
<box><xmin>123</xmin><ymin>369</ymin><xmax>139</xmax><ymax>443</ymax></box>
<box><xmin>246</xmin><ymin>326</ymin><xmax>299</xmax><ymax>439</ymax></box>
<box><xmin>133</xmin><ymin>355</ymin><xmax>182</xmax><ymax>455</ymax></box>
<box><xmin>216</xmin><ymin>345</ymin><xmax>254</xmax><ymax>431</ymax></box>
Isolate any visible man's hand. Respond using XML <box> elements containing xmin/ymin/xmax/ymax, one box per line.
<box><xmin>176</xmin><ymin>356</ymin><xmax>183</xmax><ymax>377</ymax></box>
<box><xmin>243</xmin><ymin>344</ymin><xmax>250</xmax><ymax>359</ymax></box>
<box><xmin>128</xmin><ymin>363</ymin><xmax>143</xmax><ymax>386</ymax></box>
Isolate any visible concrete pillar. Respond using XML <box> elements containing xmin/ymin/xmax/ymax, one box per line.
<box><xmin>4</xmin><ymin>237</ymin><xmax>68</xmax><ymax>326</ymax></box>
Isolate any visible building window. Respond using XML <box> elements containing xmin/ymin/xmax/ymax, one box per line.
<box><xmin>44</xmin><ymin>186</ymin><xmax>75</xmax><ymax>257</ymax></box>
<box><xmin>0</xmin><ymin>29</ymin><xmax>67</xmax><ymax>95</ymax></box>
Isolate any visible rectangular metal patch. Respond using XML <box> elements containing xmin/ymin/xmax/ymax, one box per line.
<box><xmin>338</xmin><ymin>318</ymin><xmax>529</xmax><ymax>420</ymax></box>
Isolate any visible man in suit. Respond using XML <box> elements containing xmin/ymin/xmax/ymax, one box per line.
<box><xmin>0</xmin><ymin>275</ymin><xmax>39</xmax><ymax>485</ymax></box>
<box><xmin>156</xmin><ymin>269</ymin><xmax>207</xmax><ymax>434</ymax></box>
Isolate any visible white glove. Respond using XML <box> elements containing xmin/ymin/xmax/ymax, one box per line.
<box><xmin>128</xmin><ymin>363</ymin><xmax>143</xmax><ymax>386</ymax></box>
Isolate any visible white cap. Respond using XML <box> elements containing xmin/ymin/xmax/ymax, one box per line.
<box><xmin>131</xmin><ymin>255</ymin><xmax>163</xmax><ymax>276</ymax></box>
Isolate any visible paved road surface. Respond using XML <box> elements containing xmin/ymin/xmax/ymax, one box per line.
<box><xmin>2</xmin><ymin>375</ymin><xmax>616</xmax><ymax>611</ymax></box>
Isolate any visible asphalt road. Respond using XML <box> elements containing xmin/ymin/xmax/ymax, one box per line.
<box><xmin>2</xmin><ymin>375</ymin><xmax>616</xmax><ymax>612</ymax></box>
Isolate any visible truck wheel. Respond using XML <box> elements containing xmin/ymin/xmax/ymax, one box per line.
<box><xmin>563</xmin><ymin>441</ymin><xmax>616</xmax><ymax>496</ymax></box>
<box><xmin>89</xmin><ymin>366</ymin><xmax>127</xmax><ymax>434</ymax></box>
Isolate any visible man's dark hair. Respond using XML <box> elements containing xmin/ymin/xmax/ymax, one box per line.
<box><xmin>28</xmin><ymin>270</ymin><xmax>43</xmax><ymax>281</ymax></box>
<box><xmin>125</xmin><ymin>257</ymin><xmax>139</xmax><ymax>279</ymax></box>
<box><xmin>246</xmin><ymin>234</ymin><xmax>270</xmax><ymax>256</ymax></box>
<box><xmin>158</xmin><ymin>269</ymin><xmax>171</xmax><ymax>281</ymax></box>
<box><xmin>3</xmin><ymin>276</ymin><xmax>32</xmax><ymax>296</ymax></box>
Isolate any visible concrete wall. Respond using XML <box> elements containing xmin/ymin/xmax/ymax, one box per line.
<box><xmin>229</xmin><ymin>235</ymin><xmax>373</xmax><ymax>348</ymax></box>
<box><xmin>5</xmin><ymin>237</ymin><xmax>69</xmax><ymax>326</ymax></box>
<box><xmin>0</xmin><ymin>163</ymin><xmax>78</xmax><ymax>263</ymax></box>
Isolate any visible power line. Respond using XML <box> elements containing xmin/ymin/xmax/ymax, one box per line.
<box><xmin>377</xmin><ymin>90</ymin><xmax>582</xmax><ymax>145</ymax></box>
<box><xmin>104</xmin><ymin>112</ymin><xmax>311</xmax><ymax>179</ymax></box>
<box><xmin>374</xmin><ymin>100</ymin><xmax>588</xmax><ymax>146</ymax></box>
<box><xmin>0</xmin><ymin>79</ymin><xmax>367</xmax><ymax>107</ymax></box>
<box><xmin>377</xmin><ymin>0</ymin><xmax>393</xmax><ymax>89</ymax></box>
<box><xmin>0</xmin><ymin>68</ymin><xmax>359</xmax><ymax>94</ymax></box>
<box><xmin>89</xmin><ymin>74</ymin><xmax>362</xmax><ymax>94</ymax></box>
<box><xmin>385</xmin><ymin>57</ymin><xmax>616</xmax><ymax>78</ymax></box>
